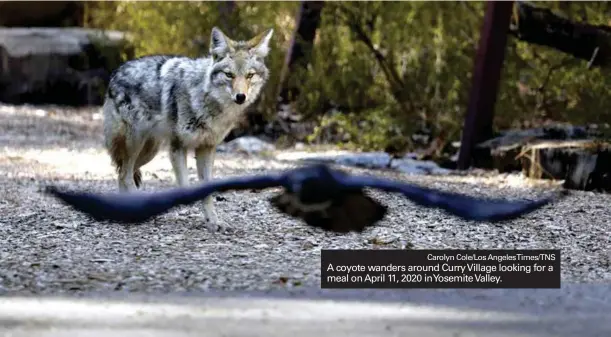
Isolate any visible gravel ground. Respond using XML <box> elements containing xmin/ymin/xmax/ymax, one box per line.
<box><xmin>0</xmin><ymin>104</ymin><xmax>609</xmax><ymax>296</ymax></box>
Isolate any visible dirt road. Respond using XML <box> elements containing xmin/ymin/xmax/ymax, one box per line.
<box><xmin>0</xmin><ymin>103</ymin><xmax>610</xmax><ymax>335</ymax></box>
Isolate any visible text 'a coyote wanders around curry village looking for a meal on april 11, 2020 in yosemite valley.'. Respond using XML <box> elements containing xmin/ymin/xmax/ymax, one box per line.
<box><xmin>320</xmin><ymin>249</ymin><xmax>561</xmax><ymax>289</ymax></box>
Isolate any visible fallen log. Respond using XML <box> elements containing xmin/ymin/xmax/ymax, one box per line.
<box><xmin>475</xmin><ymin>124</ymin><xmax>598</xmax><ymax>172</ymax></box>
<box><xmin>472</xmin><ymin>123</ymin><xmax>611</xmax><ymax>192</ymax></box>
<box><xmin>0</xmin><ymin>28</ymin><xmax>133</xmax><ymax>106</ymax></box>
<box><xmin>509</xmin><ymin>1</ymin><xmax>611</xmax><ymax>68</ymax></box>
<box><xmin>518</xmin><ymin>140</ymin><xmax>611</xmax><ymax>192</ymax></box>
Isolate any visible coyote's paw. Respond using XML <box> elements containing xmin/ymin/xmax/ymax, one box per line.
<box><xmin>203</xmin><ymin>211</ymin><xmax>232</xmax><ymax>234</ymax></box>
<box><xmin>205</xmin><ymin>218</ymin><xmax>232</xmax><ymax>233</ymax></box>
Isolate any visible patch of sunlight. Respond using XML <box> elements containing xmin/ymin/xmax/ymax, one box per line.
<box><xmin>1</xmin><ymin>146</ymin><xmax>114</xmax><ymax>176</ymax></box>
<box><xmin>0</xmin><ymin>146</ymin><xmax>296</xmax><ymax>179</ymax></box>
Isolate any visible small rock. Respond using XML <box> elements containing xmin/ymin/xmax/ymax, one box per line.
<box><xmin>368</xmin><ymin>236</ymin><xmax>397</xmax><ymax>245</ymax></box>
<box><xmin>218</xmin><ymin>136</ymin><xmax>275</xmax><ymax>155</ymax></box>
<box><xmin>301</xmin><ymin>239</ymin><xmax>318</xmax><ymax>249</ymax></box>
<box><xmin>34</xmin><ymin>109</ymin><xmax>47</xmax><ymax>117</ymax></box>
<box><xmin>53</xmin><ymin>221</ymin><xmax>78</xmax><ymax>229</ymax></box>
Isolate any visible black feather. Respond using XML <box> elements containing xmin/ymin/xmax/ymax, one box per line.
<box><xmin>45</xmin><ymin>174</ymin><xmax>282</xmax><ymax>224</ymax></box>
<box><xmin>44</xmin><ymin>164</ymin><xmax>566</xmax><ymax>232</ymax></box>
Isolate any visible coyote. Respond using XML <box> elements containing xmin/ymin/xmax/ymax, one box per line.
<box><xmin>102</xmin><ymin>27</ymin><xmax>274</xmax><ymax>232</ymax></box>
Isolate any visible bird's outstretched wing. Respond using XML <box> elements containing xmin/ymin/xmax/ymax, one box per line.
<box><xmin>338</xmin><ymin>173</ymin><xmax>565</xmax><ymax>222</ymax></box>
<box><xmin>45</xmin><ymin>163</ymin><xmax>565</xmax><ymax>233</ymax></box>
<box><xmin>45</xmin><ymin>174</ymin><xmax>283</xmax><ymax>224</ymax></box>
<box><xmin>270</xmin><ymin>163</ymin><xmax>564</xmax><ymax>232</ymax></box>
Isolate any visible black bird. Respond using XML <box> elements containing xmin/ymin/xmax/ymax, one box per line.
<box><xmin>44</xmin><ymin>164</ymin><xmax>565</xmax><ymax>233</ymax></box>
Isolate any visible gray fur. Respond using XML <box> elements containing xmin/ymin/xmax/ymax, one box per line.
<box><xmin>102</xmin><ymin>27</ymin><xmax>274</xmax><ymax>232</ymax></box>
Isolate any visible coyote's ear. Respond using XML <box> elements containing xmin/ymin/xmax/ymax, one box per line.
<box><xmin>210</xmin><ymin>27</ymin><xmax>232</xmax><ymax>61</ymax></box>
<box><xmin>249</xmin><ymin>28</ymin><xmax>274</xmax><ymax>58</ymax></box>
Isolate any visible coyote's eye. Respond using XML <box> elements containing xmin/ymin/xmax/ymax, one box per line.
<box><xmin>224</xmin><ymin>72</ymin><xmax>234</xmax><ymax>79</ymax></box>
<box><xmin>246</xmin><ymin>73</ymin><xmax>255</xmax><ymax>79</ymax></box>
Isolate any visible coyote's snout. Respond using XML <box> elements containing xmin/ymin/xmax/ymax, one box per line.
<box><xmin>223</xmin><ymin>73</ymin><xmax>250</xmax><ymax>105</ymax></box>
<box><xmin>102</xmin><ymin>26</ymin><xmax>274</xmax><ymax>232</ymax></box>
<box><xmin>235</xmin><ymin>93</ymin><xmax>246</xmax><ymax>104</ymax></box>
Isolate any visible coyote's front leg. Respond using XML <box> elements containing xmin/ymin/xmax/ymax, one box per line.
<box><xmin>169</xmin><ymin>138</ymin><xmax>190</xmax><ymax>188</ymax></box>
<box><xmin>195</xmin><ymin>145</ymin><xmax>227</xmax><ymax>232</ymax></box>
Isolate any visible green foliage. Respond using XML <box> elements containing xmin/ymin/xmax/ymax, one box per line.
<box><xmin>304</xmin><ymin>2</ymin><xmax>484</xmax><ymax>148</ymax></box>
<box><xmin>87</xmin><ymin>1</ymin><xmax>611</xmax><ymax>151</ymax></box>
<box><xmin>307</xmin><ymin>107</ymin><xmax>398</xmax><ymax>151</ymax></box>
<box><xmin>498</xmin><ymin>1</ymin><xmax>611</xmax><ymax>129</ymax></box>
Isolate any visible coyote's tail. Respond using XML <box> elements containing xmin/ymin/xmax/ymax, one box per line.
<box><xmin>108</xmin><ymin>133</ymin><xmax>143</xmax><ymax>188</ymax></box>
<box><xmin>103</xmin><ymin>99</ymin><xmax>143</xmax><ymax>188</ymax></box>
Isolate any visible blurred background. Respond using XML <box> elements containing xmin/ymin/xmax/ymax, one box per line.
<box><xmin>1</xmin><ymin>1</ymin><xmax>610</xmax><ymax>172</ymax></box>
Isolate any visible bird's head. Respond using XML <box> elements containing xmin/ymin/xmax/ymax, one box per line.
<box><xmin>283</xmin><ymin>164</ymin><xmax>341</xmax><ymax>203</ymax></box>
<box><xmin>270</xmin><ymin>164</ymin><xmax>387</xmax><ymax>233</ymax></box>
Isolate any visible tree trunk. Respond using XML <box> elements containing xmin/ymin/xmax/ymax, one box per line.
<box><xmin>457</xmin><ymin>1</ymin><xmax>514</xmax><ymax>170</ymax></box>
<box><xmin>218</xmin><ymin>1</ymin><xmax>237</xmax><ymax>36</ymax></box>
<box><xmin>276</xmin><ymin>1</ymin><xmax>325</xmax><ymax>105</ymax></box>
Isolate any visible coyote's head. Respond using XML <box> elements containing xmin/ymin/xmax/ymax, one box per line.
<box><xmin>207</xmin><ymin>27</ymin><xmax>274</xmax><ymax>107</ymax></box>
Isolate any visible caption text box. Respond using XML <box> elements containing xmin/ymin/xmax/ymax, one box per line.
<box><xmin>321</xmin><ymin>249</ymin><xmax>560</xmax><ymax>289</ymax></box>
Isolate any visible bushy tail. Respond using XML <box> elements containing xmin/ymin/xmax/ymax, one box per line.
<box><xmin>103</xmin><ymin>99</ymin><xmax>142</xmax><ymax>188</ymax></box>
<box><xmin>108</xmin><ymin>135</ymin><xmax>142</xmax><ymax>188</ymax></box>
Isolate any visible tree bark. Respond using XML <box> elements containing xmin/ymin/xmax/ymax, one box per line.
<box><xmin>276</xmin><ymin>1</ymin><xmax>325</xmax><ymax>105</ymax></box>
<box><xmin>457</xmin><ymin>1</ymin><xmax>514</xmax><ymax>170</ymax></box>
<box><xmin>218</xmin><ymin>1</ymin><xmax>237</xmax><ymax>36</ymax></box>
<box><xmin>509</xmin><ymin>1</ymin><xmax>611</xmax><ymax>68</ymax></box>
